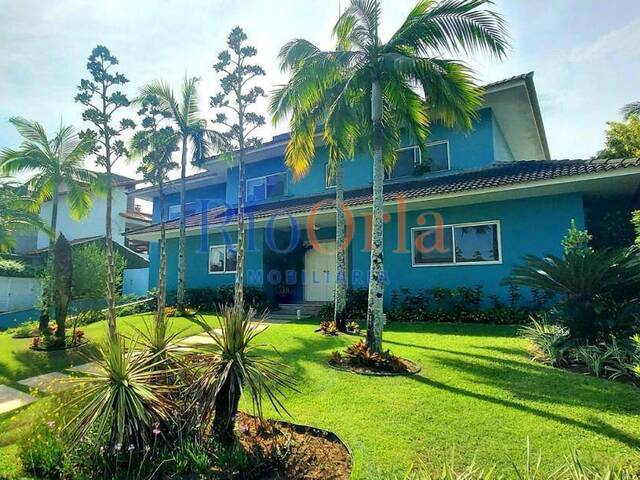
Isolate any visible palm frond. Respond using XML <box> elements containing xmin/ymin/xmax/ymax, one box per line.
<box><xmin>386</xmin><ymin>0</ymin><xmax>509</xmax><ymax>59</ymax></box>
<box><xmin>622</xmin><ymin>101</ymin><xmax>640</xmax><ymax>120</ymax></box>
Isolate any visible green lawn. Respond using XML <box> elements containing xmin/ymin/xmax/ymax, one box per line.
<box><xmin>1</xmin><ymin>316</ymin><xmax>640</xmax><ymax>478</ymax></box>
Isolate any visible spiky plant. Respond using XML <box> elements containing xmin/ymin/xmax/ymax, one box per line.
<box><xmin>52</xmin><ymin>234</ymin><xmax>73</xmax><ymax>344</ymax></box>
<box><xmin>65</xmin><ymin>336</ymin><xmax>174</xmax><ymax>450</ymax></box>
<box><xmin>188</xmin><ymin>308</ymin><xmax>297</xmax><ymax>445</ymax></box>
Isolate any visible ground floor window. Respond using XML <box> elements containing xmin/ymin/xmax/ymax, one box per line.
<box><xmin>412</xmin><ymin>221</ymin><xmax>501</xmax><ymax>266</ymax></box>
<box><xmin>209</xmin><ymin>244</ymin><xmax>238</xmax><ymax>273</ymax></box>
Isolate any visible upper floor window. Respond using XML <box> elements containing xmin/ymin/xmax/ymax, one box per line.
<box><xmin>209</xmin><ymin>244</ymin><xmax>237</xmax><ymax>274</ymax></box>
<box><xmin>168</xmin><ymin>202</ymin><xmax>197</xmax><ymax>220</ymax></box>
<box><xmin>412</xmin><ymin>221</ymin><xmax>501</xmax><ymax>267</ymax></box>
<box><xmin>325</xmin><ymin>162</ymin><xmax>336</xmax><ymax>188</ymax></box>
<box><xmin>386</xmin><ymin>141</ymin><xmax>450</xmax><ymax>180</ymax></box>
<box><xmin>246</xmin><ymin>172</ymin><xmax>287</xmax><ymax>203</ymax></box>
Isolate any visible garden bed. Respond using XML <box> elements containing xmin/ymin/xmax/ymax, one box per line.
<box><xmin>233</xmin><ymin>412</ymin><xmax>352</xmax><ymax>480</ymax></box>
<box><xmin>329</xmin><ymin>340</ymin><xmax>421</xmax><ymax>376</ymax></box>
<box><xmin>328</xmin><ymin>355</ymin><xmax>421</xmax><ymax>376</ymax></box>
<box><xmin>30</xmin><ymin>336</ymin><xmax>88</xmax><ymax>352</ymax></box>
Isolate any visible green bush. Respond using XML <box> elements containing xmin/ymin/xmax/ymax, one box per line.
<box><xmin>319</xmin><ymin>288</ymin><xmax>369</xmax><ymax>321</ymax></box>
<box><xmin>0</xmin><ymin>257</ymin><xmax>43</xmax><ymax>278</ymax></box>
<box><xmin>386</xmin><ymin>286</ymin><xmax>535</xmax><ymax>325</ymax></box>
<box><xmin>182</xmin><ymin>285</ymin><xmax>274</xmax><ymax>312</ymax></box>
<box><xmin>72</xmin><ymin>243</ymin><xmax>126</xmax><ymax>299</ymax></box>
<box><xmin>19</xmin><ymin>420</ymin><xmax>67</xmax><ymax>478</ymax></box>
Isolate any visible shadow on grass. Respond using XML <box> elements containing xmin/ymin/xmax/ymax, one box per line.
<box><xmin>406</xmin><ymin>372</ymin><xmax>640</xmax><ymax>449</ymax></box>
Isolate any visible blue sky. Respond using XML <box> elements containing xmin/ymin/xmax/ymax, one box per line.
<box><xmin>1</xmin><ymin>0</ymin><xmax>639</xmax><ymax>180</ymax></box>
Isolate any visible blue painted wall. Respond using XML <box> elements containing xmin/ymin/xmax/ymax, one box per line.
<box><xmin>349</xmin><ymin>192</ymin><xmax>585</xmax><ymax>305</ymax></box>
<box><xmin>149</xmin><ymin>228</ymin><xmax>264</xmax><ymax>292</ymax></box>
<box><xmin>151</xmin><ymin>182</ymin><xmax>227</xmax><ymax>222</ymax></box>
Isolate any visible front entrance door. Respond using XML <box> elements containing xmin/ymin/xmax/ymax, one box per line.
<box><xmin>304</xmin><ymin>241</ymin><xmax>336</xmax><ymax>302</ymax></box>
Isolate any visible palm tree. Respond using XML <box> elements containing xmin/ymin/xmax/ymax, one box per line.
<box><xmin>622</xmin><ymin>101</ymin><xmax>640</xmax><ymax>120</ymax></box>
<box><xmin>130</xmin><ymin>96</ymin><xmax>180</xmax><ymax>331</ymax></box>
<box><xmin>271</xmin><ymin>49</ymin><xmax>361</xmax><ymax>332</ymax></box>
<box><xmin>0</xmin><ymin>176</ymin><xmax>52</xmax><ymax>252</ymax></box>
<box><xmin>137</xmin><ymin>78</ymin><xmax>225</xmax><ymax>313</ymax></box>
<box><xmin>0</xmin><ymin>117</ymin><xmax>98</xmax><ymax>331</ymax></box>
<box><xmin>273</xmin><ymin>0</ymin><xmax>508</xmax><ymax>352</ymax></box>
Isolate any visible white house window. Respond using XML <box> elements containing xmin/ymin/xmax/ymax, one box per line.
<box><xmin>325</xmin><ymin>162</ymin><xmax>336</xmax><ymax>188</ymax></box>
<box><xmin>412</xmin><ymin>221</ymin><xmax>501</xmax><ymax>267</ymax></box>
<box><xmin>209</xmin><ymin>244</ymin><xmax>237</xmax><ymax>274</ymax></box>
<box><xmin>168</xmin><ymin>202</ymin><xmax>197</xmax><ymax>220</ymax></box>
<box><xmin>386</xmin><ymin>141</ymin><xmax>450</xmax><ymax>180</ymax></box>
<box><xmin>246</xmin><ymin>172</ymin><xmax>287</xmax><ymax>202</ymax></box>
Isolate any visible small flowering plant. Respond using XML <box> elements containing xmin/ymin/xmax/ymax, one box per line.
<box><xmin>31</xmin><ymin>336</ymin><xmax>43</xmax><ymax>349</ymax></box>
<box><xmin>74</xmin><ymin>329</ymin><xmax>85</xmax><ymax>343</ymax></box>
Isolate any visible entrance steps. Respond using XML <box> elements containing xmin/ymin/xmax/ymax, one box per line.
<box><xmin>268</xmin><ymin>302</ymin><xmax>328</xmax><ymax>321</ymax></box>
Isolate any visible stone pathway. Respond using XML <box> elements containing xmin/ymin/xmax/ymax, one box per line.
<box><xmin>0</xmin><ymin>385</ymin><xmax>36</xmax><ymax>414</ymax></box>
<box><xmin>67</xmin><ymin>362</ymin><xmax>101</xmax><ymax>376</ymax></box>
<box><xmin>18</xmin><ymin>372</ymin><xmax>74</xmax><ymax>394</ymax></box>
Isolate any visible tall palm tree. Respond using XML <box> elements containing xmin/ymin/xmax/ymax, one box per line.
<box><xmin>0</xmin><ymin>176</ymin><xmax>52</xmax><ymax>252</ymax></box>
<box><xmin>271</xmin><ymin>49</ymin><xmax>362</xmax><ymax>332</ymax></box>
<box><xmin>622</xmin><ymin>101</ymin><xmax>640</xmax><ymax>120</ymax></box>
<box><xmin>138</xmin><ymin>78</ymin><xmax>225</xmax><ymax>313</ymax></box>
<box><xmin>274</xmin><ymin>0</ymin><xmax>508</xmax><ymax>352</ymax></box>
<box><xmin>130</xmin><ymin>98</ymin><xmax>180</xmax><ymax>328</ymax></box>
<box><xmin>0</xmin><ymin>117</ymin><xmax>98</xmax><ymax>330</ymax></box>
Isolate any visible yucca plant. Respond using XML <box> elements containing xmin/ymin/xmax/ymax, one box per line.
<box><xmin>189</xmin><ymin>308</ymin><xmax>297</xmax><ymax>445</ymax></box>
<box><xmin>65</xmin><ymin>335</ymin><xmax>174</xmax><ymax>450</ymax></box>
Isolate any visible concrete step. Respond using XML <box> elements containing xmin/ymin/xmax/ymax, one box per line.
<box><xmin>277</xmin><ymin>302</ymin><xmax>327</xmax><ymax>315</ymax></box>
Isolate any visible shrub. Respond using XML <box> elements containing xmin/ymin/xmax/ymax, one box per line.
<box><xmin>331</xmin><ymin>339</ymin><xmax>409</xmax><ymax>373</ymax></box>
<box><xmin>19</xmin><ymin>419</ymin><xmax>66</xmax><ymax>478</ymax></box>
<box><xmin>183</xmin><ymin>285</ymin><xmax>273</xmax><ymax>312</ymax></box>
<box><xmin>386</xmin><ymin>287</ymin><xmax>534</xmax><ymax>325</ymax></box>
<box><xmin>519</xmin><ymin>319</ymin><xmax>570</xmax><ymax>366</ymax></box>
<box><xmin>318</xmin><ymin>321</ymin><xmax>338</xmax><ymax>335</ymax></box>
<box><xmin>72</xmin><ymin>243</ymin><xmax>126</xmax><ymax>299</ymax></box>
<box><xmin>0</xmin><ymin>257</ymin><xmax>43</xmax><ymax>278</ymax></box>
<box><xmin>319</xmin><ymin>288</ymin><xmax>369</xmax><ymax>322</ymax></box>
<box><xmin>508</xmin><ymin>247</ymin><xmax>640</xmax><ymax>343</ymax></box>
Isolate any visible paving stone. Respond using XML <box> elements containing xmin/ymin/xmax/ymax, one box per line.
<box><xmin>18</xmin><ymin>372</ymin><xmax>74</xmax><ymax>394</ymax></box>
<box><xmin>0</xmin><ymin>385</ymin><xmax>36</xmax><ymax>413</ymax></box>
<box><xmin>67</xmin><ymin>362</ymin><xmax>101</xmax><ymax>376</ymax></box>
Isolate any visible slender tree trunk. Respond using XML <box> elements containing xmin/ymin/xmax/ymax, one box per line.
<box><xmin>157</xmin><ymin>182</ymin><xmax>167</xmax><ymax>328</ymax></box>
<box><xmin>105</xmin><ymin>165</ymin><xmax>117</xmax><ymax>339</ymax></box>
<box><xmin>212</xmin><ymin>374</ymin><xmax>242</xmax><ymax>446</ymax></box>
<box><xmin>234</xmin><ymin>146</ymin><xmax>246</xmax><ymax>311</ymax></box>
<box><xmin>366</xmin><ymin>78</ymin><xmax>385</xmax><ymax>354</ymax></box>
<box><xmin>39</xmin><ymin>185</ymin><xmax>59</xmax><ymax>332</ymax></box>
<box><xmin>334</xmin><ymin>160</ymin><xmax>347</xmax><ymax>332</ymax></box>
<box><xmin>177</xmin><ymin>137</ymin><xmax>188</xmax><ymax>312</ymax></box>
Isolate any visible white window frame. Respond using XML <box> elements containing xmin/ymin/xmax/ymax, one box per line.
<box><xmin>424</xmin><ymin>140</ymin><xmax>451</xmax><ymax>172</ymax></box>
<box><xmin>411</xmin><ymin>220</ymin><xmax>502</xmax><ymax>267</ymax></box>
<box><xmin>325</xmin><ymin>162</ymin><xmax>336</xmax><ymax>189</ymax></box>
<box><xmin>245</xmin><ymin>172</ymin><xmax>288</xmax><ymax>202</ymax></box>
<box><xmin>208</xmin><ymin>243</ymin><xmax>238</xmax><ymax>274</ymax></box>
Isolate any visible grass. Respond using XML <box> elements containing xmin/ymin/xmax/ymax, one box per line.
<box><xmin>1</xmin><ymin>316</ymin><xmax>640</xmax><ymax>478</ymax></box>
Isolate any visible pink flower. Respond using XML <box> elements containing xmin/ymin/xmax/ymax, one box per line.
<box><xmin>46</xmin><ymin>420</ymin><xmax>56</xmax><ymax>429</ymax></box>
<box><xmin>127</xmin><ymin>444</ymin><xmax>135</xmax><ymax>452</ymax></box>
<box><xmin>152</xmin><ymin>423</ymin><xmax>161</xmax><ymax>436</ymax></box>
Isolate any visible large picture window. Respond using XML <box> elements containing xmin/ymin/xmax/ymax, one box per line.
<box><xmin>246</xmin><ymin>172</ymin><xmax>287</xmax><ymax>202</ymax></box>
<box><xmin>412</xmin><ymin>221</ymin><xmax>501</xmax><ymax>267</ymax></box>
<box><xmin>208</xmin><ymin>244</ymin><xmax>238</xmax><ymax>274</ymax></box>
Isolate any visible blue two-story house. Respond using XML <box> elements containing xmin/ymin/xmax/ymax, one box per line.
<box><xmin>128</xmin><ymin>72</ymin><xmax>640</xmax><ymax>308</ymax></box>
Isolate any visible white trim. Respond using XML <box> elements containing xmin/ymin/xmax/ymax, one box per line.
<box><xmin>411</xmin><ymin>220</ymin><xmax>502</xmax><ymax>267</ymax></box>
<box><xmin>246</xmin><ymin>172</ymin><xmax>288</xmax><ymax>202</ymax></box>
<box><xmin>325</xmin><ymin>162</ymin><xmax>336</xmax><ymax>189</ymax></box>
<box><xmin>208</xmin><ymin>243</ymin><xmax>238</xmax><ymax>274</ymax></box>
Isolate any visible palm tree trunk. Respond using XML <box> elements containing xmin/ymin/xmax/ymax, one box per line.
<box><xmin>157</xmin><ymin>181</ymin><xmax>167</xmax><ymax>328</ymax></box>
<box><xmin>367</xmin><ymin>78</ymin><xmax>385</xmax><ymax>354</ymax></box>
<box><xmin>334</xmin><ymin>160</ymin><xmax>347</xmax><ymax>332</ymax></box>
<box><xmin>39</xmin><ymin>186</ymin><xmax>59</xmax><ymax>332</ymax></box>
<box><xmin>234</xmin><ymin>132</ymin><xmax>246</xmax><ymax>310</ymax></box>
<box><xmin>177</xmin><ymin>136</ymin><xmax>188</xmax><ymax>312</ymax></box>
<box><xmin>212</xmin><ymin>374</ymin><xmax>242</xmax><ymax>446</ymax></box>
<box><xmin>105</xmin><ymin>166</ymin><xmax>117</xmax><ymax>339</ymax></box>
